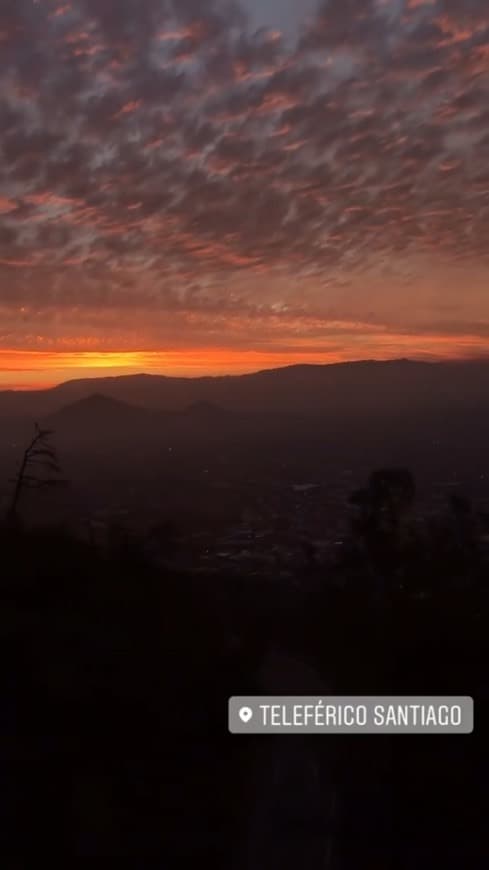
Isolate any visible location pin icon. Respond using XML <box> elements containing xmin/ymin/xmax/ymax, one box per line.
<box><xmin>239</xmin><ymin>706</ymin><xmax>253</xmax><ymax>724</ymax></box>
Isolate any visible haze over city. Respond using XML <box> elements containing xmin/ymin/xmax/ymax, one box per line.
<box><xmin>1</xmin><ymin>0</ymin><xmax>489</xmax><ymax>388</ymax></box>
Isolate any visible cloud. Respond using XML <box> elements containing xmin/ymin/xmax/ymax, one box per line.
<box><xmin>0</xmin><ymin>0</ymin><xmax>488</xmax><ymax>366</ymax></box>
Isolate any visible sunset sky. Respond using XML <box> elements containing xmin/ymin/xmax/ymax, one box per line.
<box><xmin>1</xmin><ymin>0</ymin><xmax>489</xmax><ymax>388</ymax></box>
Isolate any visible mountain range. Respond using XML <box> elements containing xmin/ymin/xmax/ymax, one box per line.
<box><xmin>1</xmin><ymin>359</ymin><xmax>489</xmax><ymax>527</ymax></box>
<box><xmin>1</xmin><ymin>359</ymin><xmax>489</xmax><ymax>422</ymax></box>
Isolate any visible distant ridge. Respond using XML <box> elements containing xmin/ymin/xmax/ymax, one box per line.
<box><xmin>1</xmin><ymin>358</ymin><xmax>489</xmax><ymax>420</ymax></box>
<box><xmin>2</xmin><ymin>357</ymin><xmax>423</xmax><ymax>396</ymax></box>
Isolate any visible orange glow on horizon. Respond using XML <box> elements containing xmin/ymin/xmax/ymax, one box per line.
<box><xmin>2</xmin><ymin>348</ymin><xmax>349</xmax><ymax>389</ymax></box>
<box><xmin>1</xmin><ymin>331</ymin><xmax>489</xmax><ymax>391</ymax></box>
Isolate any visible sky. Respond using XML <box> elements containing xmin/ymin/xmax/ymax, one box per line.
<box><xmin>1</xmin><ymin>0</ymin><xmax>489</xmax><ymax>388</ymax></box>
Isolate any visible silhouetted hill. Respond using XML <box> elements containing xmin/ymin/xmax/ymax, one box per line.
<box><xmin>47</xmin><ymin>393</ymin><xmax>156</xmax><ymax>425</ymax></box>
<box><xmin>37</xmin><ymin>392</ymin><xmax>243</xmax><ymax>464</ymax></box>
<box><xmin>39</xmin><ymin>394</ymin><xmax>169</xmax><ymax>457</ymax></box>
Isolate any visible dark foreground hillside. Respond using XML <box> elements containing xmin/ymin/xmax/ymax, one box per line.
<box><xmin>0</xmin><ymin>476</ymin><xmax>488</xmax><ymax>866</ymax></box>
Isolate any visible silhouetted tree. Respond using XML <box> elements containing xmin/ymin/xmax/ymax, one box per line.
<box><xmin>5</xmin><ymin>422</ymin><xmax>66</xmax><ymax>527</ymax></box>
<box><xmin>351</xmin><ymin>467</ymin><xmax>415</xmax><ymax>534</ymax></box>
<box><xmin>446</xmin><ymin>491</ymin><xmax>481</xmax><ymax>586</ymax></box>
<box><xmin>146</xmin><ymin>519</ymin><xmax>179</xmax><ymax>562</ymax></box>
<box><xmin>349</xmin><ymin>468</ymin><xmax>416</xmax><ymax>593</ymax></box>
<box><xmin>450</xmin><ymin>492</ymin><xmax>476</xmax><ymax>550</ymax></box>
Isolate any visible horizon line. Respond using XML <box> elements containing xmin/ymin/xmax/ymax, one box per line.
<box><xmin>2</xmin><ymin>355</ymin><xmax>489</xmax><ymax>394</ymax></box>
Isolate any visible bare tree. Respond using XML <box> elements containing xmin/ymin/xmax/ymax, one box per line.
<box><xmin>6</xmin><ymin>423</ymin><xmax>66</xmax><ymax>526</ymax></box>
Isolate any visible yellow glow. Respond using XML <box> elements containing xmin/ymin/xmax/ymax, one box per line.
<box><xmin>1</xmin><ymin>332</ymin><xmax>488</xmax><ymax>391</ymax></box>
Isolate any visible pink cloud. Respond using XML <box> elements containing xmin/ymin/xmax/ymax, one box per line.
<box><xmin>51</xmin><ymin>4</ymin><xmax>71</xmax><ymax>17</ymax></box>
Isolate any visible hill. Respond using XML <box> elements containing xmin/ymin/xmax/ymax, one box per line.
<box><xmin>47</xmin><ymin>393</ymin><xmax>157</xmax><ymax>426</ymax></box>
<box><xmin>34</xmin><ymin>393</ymin><xmax>244</xmax><ymax>462</ymax></box>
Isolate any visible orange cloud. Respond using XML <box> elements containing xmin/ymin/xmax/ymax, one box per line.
<box><xmin>157</xmin><ymin>29</ymin><xmax>191</xmax><ymax>41</ymax></box>
<box><xmin>51</xmin><ymin>4</ymin><xmax>71</xmax><ymax>17</ymax></box>
<box><xmin>0</xmin><ymin>257</ymin><xmax>38</xmax><ymax>267</ymax></box>
<box><xmin>111</xmin><ymin>100</ymin><xmax>143</xmax><ymax>120</ymax></box>
<box><xmin>25</xmin><ymin>192</ymin><xmax>79</xmax><ymax>208</ymax></box>
<box><xmin>407</xmin><ymin>0</ymin><xmax>436</xmax><ymax>8</ymax></box>
<box><xmin>434</xmin><ymin>15</ymin><xmax>487</xmax><ymax>46</ymax></box>
<box><xmin>72</xmin><ymin>44</ymin><xmax>104</xmax><ymax>57</ymax></box>
<box><xmin>0</xmin><ymin>198</ymin><xmax>17</xmax><ymax>214</ymax></box>
<box><xmin>64</xmin><ymin>31</ymin><xmax>91</xmax><ymax>45</ymax></box>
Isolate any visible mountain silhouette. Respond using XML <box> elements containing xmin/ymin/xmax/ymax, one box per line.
<box><xmin>2</xmin><ymin>359</ymin><xmax>489</xmax><ymax>422</ymax></box>
<box><xmin>41</xmin><ymin>394</ymin><xmax>168</xmax><ymax>454</ymax></box>
<box><xmin>46</xmin><ymin>393</ymin><xmax>158</xmax><ymax>426</ymax></box>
